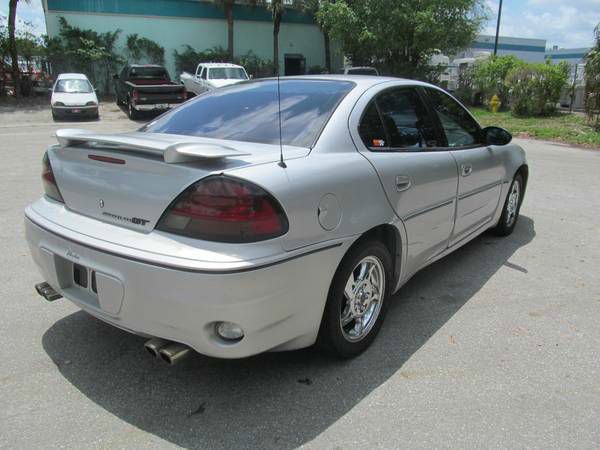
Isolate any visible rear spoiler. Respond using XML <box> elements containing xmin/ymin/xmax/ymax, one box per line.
<box><xmin>55</xmin><ymin>129</ymin><xmax>250</xmax><ymax>163</ymax></box>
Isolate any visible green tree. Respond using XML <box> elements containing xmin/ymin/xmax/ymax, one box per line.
<box><xmin>317</xmin><ymin>0</ymin><xmax>487</xmax><ymax>79</ymax></box>
<box><xmin>126</xmin><ymin>34</ymin><xmax>165</xmax><ymax>65</ymax></box>
<box><xmin>584</xmin><ymin>24</ymin><xmax>600</xmax><ymax>129</ymax></box>
<box><xmin>301</xmin><ymin>0</ymin><xmax>333</xmax><ymax>73</ymax></box>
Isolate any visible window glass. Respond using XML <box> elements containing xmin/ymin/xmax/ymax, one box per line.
<box><xmin>347</xmin><ymin>68</ymin><xmax>378</xmax><ymax>76</ymax></box>
<box><xmin>375</xmin><ymin>89</ymin><xmax>439</xmax><ymax>149</ymax></box>
<box><xmin>142</xmin><ymin>79</ymin><xmax>354</xmax><ymax>148</ymax></box>
<box><xmin>129</xmin><ymin>67</ymin><xmax>169</xmax><ymax>80</ymax></box>
<box><xmin>208</xmin><ymin>67</ymin><xmax>248</xmax><ymax>80</ymax></box>
<box><xmin>54</xmin><ymin>79</ymin><xmax>93</xmax><ymax>94</ymax></box>
<box><xmin>200</xmin><ymin>68</ymin><xmax>206</xmax><ymax>79</ymax></box>
<box><xmin>425</xmin><ymin>88</ymin><xmax>481</xmax><ymax>148</ymax></box>
<box><xmin>358</xmin><ymin>102</ymin><xmax>387</xmax><ymax>148</ymax></box>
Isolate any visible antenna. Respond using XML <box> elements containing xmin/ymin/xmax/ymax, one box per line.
<box><xmin>276</xmin><ymin>70</ymin><xmax>286</xmax><ymax>168</ymax></box>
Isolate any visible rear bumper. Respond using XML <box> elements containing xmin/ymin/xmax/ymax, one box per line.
<box><xmin>25</xmin><ymin>207</ymin><xmax>350</xmax><ymax>358</ymax></box>
<box><xmin>132</xmin><ymin>102</ymin><xmax>182</xmax><ymax>111</ymax></box>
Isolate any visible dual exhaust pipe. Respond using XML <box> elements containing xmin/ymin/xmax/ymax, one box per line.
<box><xmin>144</xmin><ymin>338</ymin><xmax>191</xmax><ymax>365</ymax></box>
<box><xmin>35</xmin><ymin>282</ymin><xmax>191</xmax><ymax>365</ymax></box>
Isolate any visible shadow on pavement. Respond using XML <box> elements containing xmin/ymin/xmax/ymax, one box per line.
<box><xmin>42</xmin><ymin>216</ymin><xmax>535</xmax><ymax>449</ymax></box>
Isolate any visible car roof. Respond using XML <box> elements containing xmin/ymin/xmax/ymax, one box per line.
<box><xmin>259</xmin><ymin>75</ymin><xmax>434</xmax><ymax>90</ymax></box>
<box><xmin>200</xmin><ymin>63</ymin><xmax>244</xmax><ymax>68</ymax></box>
<box><xmin>56</xmin><ymin>73</ymin><xmax>89</xmax><ymax>80</ymax></box>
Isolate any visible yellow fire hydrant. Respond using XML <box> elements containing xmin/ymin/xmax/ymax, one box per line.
<box><xmin>489</xmin><ymin>94</ymin><xmax>501</xmax><ymax>113</ymax></box>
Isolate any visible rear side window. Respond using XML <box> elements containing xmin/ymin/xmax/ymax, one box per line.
<box><xmin>347</xmin><ymin>68</ymin><xmax>378</xmax><ymax>76</ymax></box>
<box><xmin>425</xmin><ymin>88</ymin><xmax>482</xmax><ymax>148</ymax></box>
<box><xmin>143</xmin><ymin>80</ymin><xmax>354</xmax><ymax>148</ymax></box>
<box><xmin>358</xmin><ymin>88</ymin><xmax>440</xmax><ymax>150</ymax></box>
<box><xmin>129</xmin><ymin>67</ymin><xmax>169</xmax><ymax>80</ymax></box>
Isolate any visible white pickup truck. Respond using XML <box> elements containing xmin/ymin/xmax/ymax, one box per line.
<box><xmin>180</xmin><ymin>63</ymin><xmax>249</xmax><ymax>96</ymax></box>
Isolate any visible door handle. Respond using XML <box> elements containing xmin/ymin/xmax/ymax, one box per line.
<box><xmin>395</xmin><ymin>175</ymin><xmax>412</xmax><ymax>192</ymax></box>
<box><xmin>461</xmin><ymin>164</ymin><xmax>473</xmax><ymax>177</ymax></box>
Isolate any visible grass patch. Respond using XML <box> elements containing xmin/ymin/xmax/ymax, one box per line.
<box><xmin>470</xmin><ymin>107</ymin><xmax>600</xmax><ymax>149</ymax></box>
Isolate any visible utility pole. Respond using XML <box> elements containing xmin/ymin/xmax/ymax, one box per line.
<box><xmin>569</xmin><ymin>61</ymin><xmax>580</xmax><ymax>113</ymax></box>
<box><xmin>493</xmin><ymin>0</ymin><xmax>503</xmax><ymax>57</ymax></box>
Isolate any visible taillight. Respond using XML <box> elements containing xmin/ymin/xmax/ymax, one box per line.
<box><xmin>132</xmin><ymin>89</ymin><xmax>139</xmax><ymax>103</ymax></box>
<box><xmin>42</xmin><ymin>152</ymin><xmax>64</xmax><ymax>203</ymax></box>
<box><xmin>157</xmin><ymin>176</ymin><xmax>288</xmax><ymax>243</ymax></box>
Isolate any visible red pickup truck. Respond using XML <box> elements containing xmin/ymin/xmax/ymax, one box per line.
<box><xmin>113</xmin><ymin>64</ymin><xmax>187</xmax><ymax>119</ymax></box>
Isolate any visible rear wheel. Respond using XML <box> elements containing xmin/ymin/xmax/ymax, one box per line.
<box><xmin>127</xmin><ymin>100</ymin><xmax>139</xmax><ymax>120</ymax></box>
<box><xmin>492</xmin><ymin>173</ymin><xmax>523</xmax><ymax>236</ymax></box>
<box><xmin>318</xmin><ymin>240</ymin><xmax>392</xmax><ymax>358</ymax></box>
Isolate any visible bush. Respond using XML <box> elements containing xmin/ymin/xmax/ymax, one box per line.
<box><xmin>234</xmin><ymin>51</ymin><xmax>274</xmax><ymax>78</ymax></box>
<box><xmin>584</xmin><ymin>24</ymin><xmax>600</xmax><ymax>129</ymax></box>
<box><xmin>126</xmin><ymin>34</ymin><xmax>165</xmax><ymax>65</ymax></box>
<box><xmin>173</xmin><ymin>45</ymin><xmax>229</xmax><ymax>75</ymax></box>
<box><xmin>473</xmin><ymin>55</ymin><xmax>523</xmax><ymax>108</ymax></box>
<box><xmin>506</xmin><ymin>61</ymin><xmax>569</xmax><ymax>117</ymax></box>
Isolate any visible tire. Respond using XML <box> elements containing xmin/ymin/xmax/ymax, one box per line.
<box><xmin>127</xmin><ymin>100</ymin><xmax>139</xmax><ymax>120</ymax></box>
<box><xmin>317</xmin><ymin>239</ymin><xmax>392</xmax><ymax>358</ymax></box>
<box><xmin>492</xmin><ymin>173</ymin><xmax>523</xmax><ymax>236</ymax></box>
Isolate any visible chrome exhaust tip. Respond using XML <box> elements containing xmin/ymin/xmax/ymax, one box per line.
<box><xmin>35</xmin><ymin>282</ymin><xmax>62</xmax><ymax>302</ymax></box>
<box><xmin>158</xmin><ymin>342</ymin><xmax>191</xmax><ymax>365</ymax></box>
<box><xmin>144</xmin><ymin>338</ymin><xmax>169</xmax><ymax>358</ymax></box>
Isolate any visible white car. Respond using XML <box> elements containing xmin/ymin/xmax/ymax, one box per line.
<box><xmin>50</xmin><ymin>73</ymin><xmax>99</xmax><ymax>121</ymax></box>
<box><xmin>180</xmin><ymin>63</ymin><xmax>249</xmax><ymax>96</ymax></box>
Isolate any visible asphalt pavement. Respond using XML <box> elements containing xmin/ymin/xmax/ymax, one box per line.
<box><xmin>1</xmin><ymin>104</ymin><xmax>599</xmax><ymax>449</ymax></box>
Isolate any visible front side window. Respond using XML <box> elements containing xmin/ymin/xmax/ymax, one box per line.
<box><xmin>142</xmin><ymin>79</ymin><xmax>354</xmax><ymax>148</ymax></box>
<box><xmin>54</xmin><ymin>79</ymin><xmax>93</xmax><ymax>94</ymax></box>
<box><xmin>358</xmin><ymin>88</ymin><xmax>439</xmax><ymax>150</ymax></box>
<box><xmin>208</xmin><ymin>67</ymin><xmax>248</xmax><ymax>80</ymax></box>
<box><xmin>425</xmin><ymin>88</ymin><xmax>482</xmax><ymax>148</ymax></box>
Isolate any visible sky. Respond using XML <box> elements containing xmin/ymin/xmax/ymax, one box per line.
<box><xmin>1</xmin><ymin>0</ymin><xmax>599</xmax><ymax>49</ymax></box>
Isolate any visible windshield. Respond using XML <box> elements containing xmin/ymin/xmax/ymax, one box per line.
<box><xmin>54</xmin><ymin>79</ymin><xmax>93</xmax><ymax>93</ymax></box>
<box><xmin>129</xmin><ymin>67</ymin><xmax>169</xmax><ymax>79</ymax></box>
<box><xmin>347</xmin><ymin>68</ymin><xmax>378</xmax><ymax>75</ymax></box>
<box><xmin>142</xmin><ymin>79</ymin><xmax>354</xmax><ymax>147</ymax></box>
<box><xmin>208</xmin><ymin>67</ymin><xmax>248</xmax><ymax>80</ymax></box>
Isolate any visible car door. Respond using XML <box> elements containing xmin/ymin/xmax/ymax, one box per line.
<box><xmin>422</xmin><ymin>88</ymin><xmax>505</xmax><ymax>246</ymax></box>
<box><xmin>355</xmin><ymin>87</ymin><xmax>459</xmax><ymax>272</ymax></box>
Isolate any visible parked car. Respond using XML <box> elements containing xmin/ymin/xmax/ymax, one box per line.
<box><xmin>26</xmin><ymin>76</ymin><xmax>527</xmax><ymax>363</ymax></box>
<box><xmin>113</xmin><ymin>64</ymin><xmax>187</xmax><ymax>119</ymax></box>
<box><xmin>181</xmin><ymin>62</ymin><xmax>249</xmax><ymax>96</ymax></box>
<box><xmin>337</xmin><ymin>66</ymin><xmax>379</xmax><ymax>75</ymax></box>
<box><xmin>50</xmin><ymin>73</ymin><xmax>99</xmax><ymax>121</ymax></box>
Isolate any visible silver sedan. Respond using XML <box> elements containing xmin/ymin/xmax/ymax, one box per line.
<box><xmin>25</xmin><ymin>76</ymin><xmax>527</xmax><ymax>362</ymax></box>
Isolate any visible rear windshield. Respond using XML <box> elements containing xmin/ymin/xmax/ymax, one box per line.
<box><xmin>347</xmin><ymin>68</ymin><xmax>378</xmax><ymax>75</ymax></box>
<box><xmin>142</xmin><ymin>79</ymin><xmax>354</xmax><ymax>147</ymax></box>
<box><xmin>54</xmin><ymin>79</ymin><xmax>93</xmax><ymax>93</ymax></box>
<box><xmin>129</xmin><ymin>67</ymin><xmax>169</xmax><ymax>79</ymax></box>
<box><xmin>209</xmin><ymin>67</ymin><xmax>248</xmax><ymax>80</ymax></box>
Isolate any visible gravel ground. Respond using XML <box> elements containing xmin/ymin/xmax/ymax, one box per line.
<box><xmin>1</xmin><ymin>107</ymin><xmax>599</xmax><ymax>449</ymax></box>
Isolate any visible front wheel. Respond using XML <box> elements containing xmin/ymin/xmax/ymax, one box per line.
<box><xmin>492</xmin><ymin>173</ymin><xmax>523</xmax><ymax>236</ymax></box>
<box><xmin>318</xmin><ymin>240</ymin><xmax>392</xmax><ymax>358</ymax></box>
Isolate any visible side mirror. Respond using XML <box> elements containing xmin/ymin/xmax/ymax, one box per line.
<box><xmin>47</xmin><ymin>88</ymin><xmax>52</xmax><ymax>94</ymax></box>
<box><xmin>112</xmin><ymin>74</ymin><xmax>119</xmax><ymax>80</ymax></box>
<box><xmin>483</xmin><ymin>126</ymin><xmax>512</xmax><ymax>146</ymax></box>
<box><xmin>249</xmin><ymin>74</ymin><xmax>254</xmax><ymax>79</ymax></box>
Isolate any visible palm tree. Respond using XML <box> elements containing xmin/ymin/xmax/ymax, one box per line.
<box><xmin>268</xmin><ymin>0</ymin><xmax>284</xmax><ymax>75</ymax></box>
<box><xmin>214</xmin><ymin>0</ymin><xmax>236</xmax><ymax>61</ymax></box>
<box><xmin>584</xmin><ymin>24</ymin><xmax>600</xmax><ymax>129</ymax></box>
<box><xmin>301</xmin><ymin>0</ymin><xmax>332</xmax><ymax>73</ymax></box>
<box><xmin>7</xmin><ymin>0</ymin><xmax>29</xmax><ymax>98</ymax></box>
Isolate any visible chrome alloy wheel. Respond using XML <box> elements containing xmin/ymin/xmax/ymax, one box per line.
<box><xmin>506</xmin><ymin>179</ymin><xmax>521</xmax><ymax>227</ymax></box>
<box><xmin>340</xmin><ymin>255</ymin><xmax>385</xmax><ymax>342</ymax></box>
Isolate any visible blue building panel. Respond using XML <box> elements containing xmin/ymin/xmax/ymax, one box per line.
<box><xmin>46</xmin><ymin>0</ymin><xmax>315</xmax><ymax>24</ymax></box>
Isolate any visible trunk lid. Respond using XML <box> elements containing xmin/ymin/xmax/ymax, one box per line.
<box><xmin>49</xmin><ymin>130</ymin><xmax>307</xmax><ymax>233</ymax></box>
